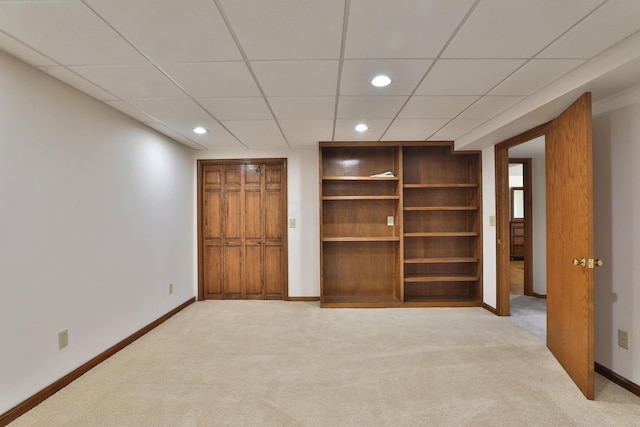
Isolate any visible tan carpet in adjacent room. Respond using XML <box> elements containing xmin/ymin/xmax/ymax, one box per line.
<box><xmin>9</xmin><ymin>301</ymin><xmax>640</xmax><ymax>426</ymax></box>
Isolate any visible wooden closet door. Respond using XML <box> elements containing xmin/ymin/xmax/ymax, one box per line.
<box><xmin>264</xmin><ymin>164</ymin><xmax>285</xmax><ymax>299</ymax></box>
<box><xmin>244</xmin><ymin>164</ymin><xmax>264</xmax><ymax>299</ymax></box>
<box><xmin>223</xmin><ymin>164</ymin><xmax>243</xmax><ymax>298</ymax></box>
<box><xmin>199</xmin><ymin>159</ymin><xmax>287</xmax><ymax>300</ymax></box>
<box><xmin>202</xmin><ymin>165</ymin><xmax>224</xmax><ymax>298</ymax></box>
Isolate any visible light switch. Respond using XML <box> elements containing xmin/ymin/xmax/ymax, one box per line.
<box><xmin>489</xmin><ymin>215</ymin><xmax>496</xmax><ymax>226</ymax></box>
<box><xmin>387</xmin><ymin>216</ymin><xmax>394</xmax><ymax>226</ymax></box>
<box><xmin>289</xmin><ymin>218</ymin><xmax>296</xmax><ymax>228</ymax></box>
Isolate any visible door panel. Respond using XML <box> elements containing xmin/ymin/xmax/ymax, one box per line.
<box><xmin>225</xmin><ymin>190</ymin><xmax>242</xmax><ymax>241</ymax></box>
<box><xmin>245</xmin><ymin>164</ymin><xmax>262</xmax><ymax>185</ymax></box>
<box><xmin>245</xmin><ymin>189</ymin><xmax>262</xmax><ymax>240</ymax></box>
<box><xmin>245</xmin><ymin>244</ymin><xmax>263</xmax><ymax>298</ymax></box>
<box><xmin>546</xmin><ymin>92</ymin><xmax>594</xmax><ymax>399</ymax></box>
<box><xmin>265</xmin><ymin>245</ymin><xmax>283</xmax><ymax>299</ymax></box>
<box><xmin>203</xmin><ymin>189</ymin><xmax>222</xmax><ymax>240</ymax></box>
<box><xmin>202</xmin><ymin>166</ymin><xmax>223</xmax><ymax>298</ymax></box>
<box><xmin>224</xmin><ymin>244</ymin><xmax>243</xmax><ymax>298</ymax></box>
<box><xmin>225</xmin><ymin>164</ymin><xmax>242</xmax><ymax>186</ymax></box>
<box><xmin>204</xmin><ymin>245</ymin><xmax>223</xmax><ymax>298</ymax></box>
<box><xmin>265</xmin><ymin>189</ymin><xmax>283</xmax><ymax>240</ymax></box>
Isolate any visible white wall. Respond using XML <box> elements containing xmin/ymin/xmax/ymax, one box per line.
<box><xmin>481</xmin><ymin>146</ymin><xmax>497</xmax><ymax>308</ymax></box>
<box><xmin>0</xmin><ymin>51</ymin><xmax>195</xmax><ymax>413</ymax></box>
<box><xmin>194</xmin><ymin>148</ymin><xmax>320</xmax><ymax>298</ymax></box>
<box><xmin>592</xmin><ymin>98</ymin><xmax>640</xmax><ymax>385</ymax></box>
<box><xmin>530</xmin><ymin>153</ymin><xmax>547</xmax><ymax>295</ymax></box>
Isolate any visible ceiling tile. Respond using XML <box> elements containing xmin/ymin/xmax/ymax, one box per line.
<box><xmin>337</xmin><ymin>96</ymin><xmax>407</xmax><ymax>119</ymax></box>
<box><xmin>104</xmin><ymin>101</ymin><xmax>159</xmax><ymax>123</ymax></box>
<box><xmin>279</xmin><ymin>120</ymin><xmax>334</xmax><ymax>147</ymax></box>
<box><xmin>162</xmin><ymin>121</ymin><xmax>245</xmax><ymax>150</ymax></box>
<box><xmin>382</xmin><ymin>119</ymin><xmax>449</xmax><ymax>141</ymax></box>
<box><xmin>457</xmin><ymin>96</ymin><xmax>524</xmax><ymax>119</ymax></box>
<box><xmin>221</xmin><ymin>120</ymin><xmax>288</xmax><ymax>148</ymax></box>
<box><xmin>345</xmin><ymin>0</ymin><xmax>475</xmax><ymax>59</ymax></box>
<box><xmin>144</xmin><ymin>122</ymin><xmax>205</xmax><ymax>150</ymax></box>
<box><xmin>0</xmin><ymin>1</ymin><xmax>147</xmax><ymax>65</ymax></box>
<box><xmin>0</xmin><ymin>31</ymin><xmax>56</xmax><ymax>67</ymax></box>
<box><xmin>85</xmin><ymin>0</ymin><xmax>241</xmax><ymax>62</ymax></box>
<box><xmin>443</xmin><ymin>0</ymin><xmax>602</xmax><ymax>58</ymax></box>
<box><xmin>539</xmin><ymin>0</ymin><xmax>640</xmax><ymax>59</ymax></box>
<box><xmin>490</xmin><ymin>59</ymin><xmax>585</xmax><ymax>96</ymax></box>
<box><xmin>398</xmin><ymin>96</ymin><xmax>479</xmax><ymax>119</ymax></box>
<box><xmin>251</xmin><ymin>61</ymin><xmax>339</xmax><ymax>97</ymax></box>
<box><xmin>340</xmin><ymin>59</ymin><xmax>433</xmax><ymax>96</ymax></box>
<box><xmin>415</xmin><ymin>59</ymin><xmax>525</xmax><ymax>96</ymax></box>
<box><xmin>128</xmin><ymin>98</ymin><xmax>212</xmax><ymax>123</ymax></box>
<box><xmin>268</xmin><ymin>97</ymin><xmax>336</xmax><ymax>120</ymax></box>
<box><xmin>159</xmin><ymin>61</ymin><xmax>260</xmax><ymax>98</ymax></box>
<box><xmin>198</xmin><ymin>97</ymin><xmax>272</xmax><ymax>121</ymax></box>
<box><xmin>333</xmin><ymin>119</ymin><xmax>392</xmax><ymax>141</ymax></box>
<box><xmin>218</xmin><ymin>0</ymin><xmax>344</xmax><ymax>60</ymax></box>
<box><xmin>429</xmin><ymin>118</ymin><xmax>487</xmax><ymax>140</ymax></box>
<box><xmin>40</xmin><ymin>66</ymin><xmax>118</xmax><ymax>101</ymax></box>
<box><xmin>70</xmin><ymin>64</ymin><xmax>186</xmax><ymax>99</ymax></box>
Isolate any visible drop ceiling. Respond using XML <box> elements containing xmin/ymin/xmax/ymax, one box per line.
<box><xmin>1</xmin><ymin>0</ymin><xmax>640</xmax><ymax>150</ymax></box>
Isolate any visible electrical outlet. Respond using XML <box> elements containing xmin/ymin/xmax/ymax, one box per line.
<box><xmin>169</xmin><ymin>283</ymin><xmax>173</xmax><ymax>295</ymax></box>
<box><xmin>58</xmin><ymin>330</ymin><xmax>68</xmax><ymax>349</ymax></box>
<box><xmin>618</xmin><ymin>329</ymin><xmax>629</xmax><ymax>350</ymax></box>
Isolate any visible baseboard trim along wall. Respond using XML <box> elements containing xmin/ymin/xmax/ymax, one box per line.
<box><xmin>595</xmin><ymin>362</ymin><xmax>640</xmax><ymax>398</ymax></box>
<box><xmin>0</xmin><ymin>298</ymin><xmax>196</xmax><ymax>427</ymax></box>
<box><xmin>286</xmin><ymin>296</ymin><xmax>320</xmax><ymax>302</ymax></box>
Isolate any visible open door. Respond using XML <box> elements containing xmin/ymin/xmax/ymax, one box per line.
<box><xmin>546</xmin><ymin>92</ymin><xmax>595</xmax><ymax>399</ymax></box>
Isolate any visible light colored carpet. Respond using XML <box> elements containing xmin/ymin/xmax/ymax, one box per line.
<box><xmin>9</xmin><ymin>301</ymin><xmax>640</xmax><ymax>426</ymax></box>
<box><xmin>509</xmin><ymin>295</ymin><xmax>547</xmax><ymax>340</ymax></box>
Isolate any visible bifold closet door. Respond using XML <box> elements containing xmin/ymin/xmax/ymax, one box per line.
<box><xmin>201</xmin><ymin>161</ymin><xmax>286</xmax><ymax>300</ymax></box>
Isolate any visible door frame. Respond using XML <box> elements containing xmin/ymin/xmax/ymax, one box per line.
<box><xmin>495</xmin><ymin>124</ymin><xmax>548</xmax><ymax>316</ymax></box>
<box><xmin>197</xmin><ymin>158</ymin><xmax>288</xmax><ymax>301</ymax></box>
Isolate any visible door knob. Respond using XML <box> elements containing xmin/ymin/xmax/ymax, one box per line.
<box><xmin>588</xmin><ymin>258</ymin><xmax>603</xmax><ymax>268</ymax></box>
<box><xmin>572</xmin><ymin>258</ymin><xmax>586</xmax><ymax>267</ymax></box>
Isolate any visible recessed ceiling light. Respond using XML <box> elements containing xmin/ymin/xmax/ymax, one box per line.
<box><xmin>371</xmin><ymin>75</ymin><xmax>391</xmax><ymax>87</ymax></box>
<box><xmin>193</xmin><ymin>126</ymin><xmax>208</xmax><ymax>135</ymax></box>
<box><xmin>355</xmin><ymin>123</ymin><xmax>368</xmax><ymax>132</ymax></box>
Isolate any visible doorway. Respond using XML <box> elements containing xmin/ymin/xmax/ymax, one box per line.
<box><xmin>507</xmin><ymin>158</ymin><xmax>532</xmax><ymax>297</ymax></box>
<box><xmin>197</xmin><ymin>159</ymin><xmax>288</xmax><ymax>300</ymax></box>
<box><xmin>507</xmin><ymin>148</ymin><xmax>545</xmax><ymax>341</ymax></box>
<box><xmin>495</xmin><ymin>127</ymin><xmax>547</xmax><ymax>317</ymax></box>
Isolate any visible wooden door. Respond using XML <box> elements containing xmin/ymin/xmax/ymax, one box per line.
<box><xmin>202</xmin><ymin>165</ymin><xmax>224</xmax><ymax>298</ymax></box>
<box><xmin>199</xmin><ymin>160</ymin><xmax>287</xmax><ymax>300</ymax></box>
<box><xmin>546</xmin><ymin>93</ymin><xmax>594</xmax><ymax>399</ymax></box>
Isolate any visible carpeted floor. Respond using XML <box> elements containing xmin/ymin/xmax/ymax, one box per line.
<box><xmin>509</xmin><ymin>295</ymin><xmax>546</xmax><ymax>341</ymax></box>
<box><xmin>9</xmin><ymin>301</ymin><xmax>640</xmax><ymax>426</ymax></box>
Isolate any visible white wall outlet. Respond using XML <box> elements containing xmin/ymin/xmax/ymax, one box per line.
<box><xmin>618</xmin><ymin>329</ymin><xmax>629</xmax><ymax>350</ymax></box>
<box><xmin>169</xmin><ymin>283</ymin><xmax>173</xmax><ymax>295</ymax></box>
<box><xmin>58</xmin><ymin>330</ymin><xmax>68</xmax><ymax>349</ymax></box>
<box><xmin>387</xmin><ymin>216</ymin><xmax>394</xmax><ymax>226</ymax></box>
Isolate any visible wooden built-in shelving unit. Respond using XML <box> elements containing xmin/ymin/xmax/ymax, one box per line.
<box><xmin>320</xmin><ymin>141</ymin><xmax>482</xmax><ymax>308</ymax></box>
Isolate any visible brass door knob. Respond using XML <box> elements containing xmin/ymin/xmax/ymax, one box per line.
<box><xmin>594</xmin><ymin>259</ymin><xmax>603</xmax><ymax>267</ymax></box>
<box><xmin>572</xmin><ymin>258</ymin><xmax>586</xmax><ymax>267</ymax></box>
